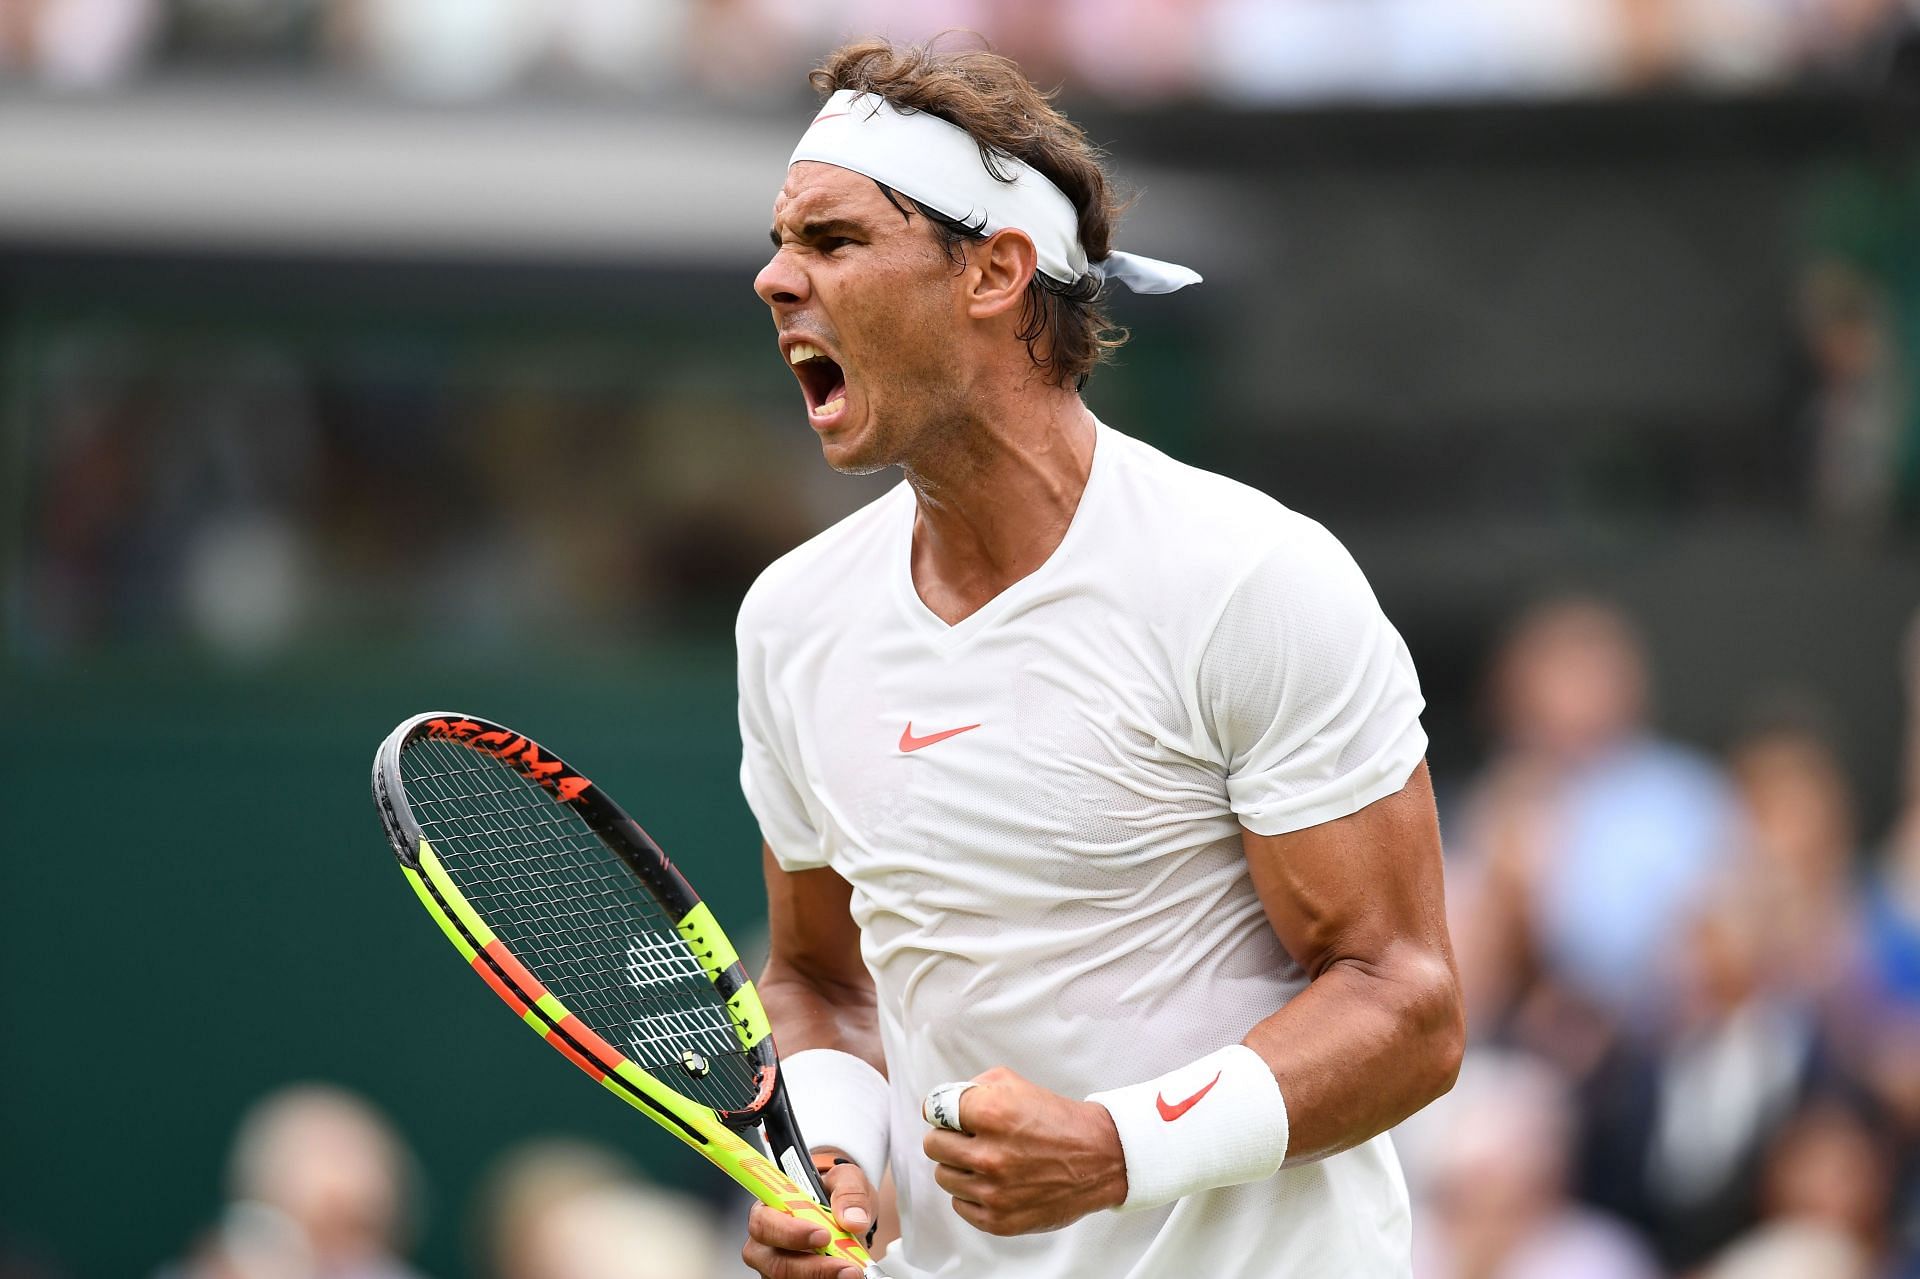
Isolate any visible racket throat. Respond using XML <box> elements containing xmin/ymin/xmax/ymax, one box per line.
<box><xmin>776</xmin><ymin>1143</ymin><xmax>818</xmax><ymax>1202</ymax></box>
<box><xmin>761</xmin><ymin>1079</ymin><xmax>835</xmax><ymax>1206</ymax></box>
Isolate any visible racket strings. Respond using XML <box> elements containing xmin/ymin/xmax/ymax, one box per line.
<box><xmin>399</xmin><ymin>738</ymin><xmax>760</xmax><ymax>1113</ymax></box>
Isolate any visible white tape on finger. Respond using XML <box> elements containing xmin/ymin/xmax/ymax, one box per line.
<box><xmin>921</xmin><ymin>1080</ymin><xmax>977</xmax><ymax>1133</ymax></box>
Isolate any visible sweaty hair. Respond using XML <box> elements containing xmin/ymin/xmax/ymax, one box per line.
<box><xmin>810</xmin><ymin>37</ymin><xmax>1129</xmax><ymax>390</ymax></box>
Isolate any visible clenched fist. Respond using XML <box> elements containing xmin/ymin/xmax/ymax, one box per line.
<box><xmin>921</xmin><ymin>1065</ymin><xmax>1129</xmax><ymax>1236</ymax></box>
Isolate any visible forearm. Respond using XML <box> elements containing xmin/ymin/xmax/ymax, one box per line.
<box><xmin>758</xmin><ymin>850</ymin><xmax>886</xmax><ymax>1074</ymax></box>
<box><xmin>1243</xmin><ymin>942</ymin><xmax>1463</xmax><ymax>1165</ymax></box>
<box><xmin>759</xmin><ymin>955</ymin><xmax>892</xmax><ymax>1186</ymax></box>
<box><xmin>758</xmin><ymin>958</ymin><xmax>887</xmax><ymax>1075</ymax></box>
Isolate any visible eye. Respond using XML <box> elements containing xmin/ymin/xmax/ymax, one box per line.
<box><xmin>817</xmin><ymin>236</ymin><xmax>855</xmax><ymax>254</ymax></box>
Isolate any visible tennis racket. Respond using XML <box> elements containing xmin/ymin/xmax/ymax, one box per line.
<box><xmin>371</xmin><ymin>711</ymin><xmax>886</xmax><ymax>1277</ymax></box>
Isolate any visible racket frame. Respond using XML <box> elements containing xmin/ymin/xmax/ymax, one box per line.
<box><xmin>372</xmin><ymin>711</ymin><xmax>881</xmax><ymax>1274</ymax></box>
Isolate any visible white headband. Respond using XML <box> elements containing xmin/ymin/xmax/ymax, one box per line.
<box><xmin>790</xmin><ymin>90</ymin><xmax>1201</xmax><ymax>296</ymax></box>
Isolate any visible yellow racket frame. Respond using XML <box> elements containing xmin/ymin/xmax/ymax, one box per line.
<box><xmin>402</xmin><ymin>837</ymin><xmax>880</xmax><ymax>1274</ymax></box>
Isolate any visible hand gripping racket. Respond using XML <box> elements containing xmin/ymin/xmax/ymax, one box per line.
<box><xmin>371</xmin><ymin>712</ymin><xmax>887</xmax><ymax>1277</ymax></box>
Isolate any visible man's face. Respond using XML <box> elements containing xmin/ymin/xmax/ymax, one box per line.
<box><xmin>755</xmin><ymin>161</ymin><xmax>972</xmax><ymax>474</ymax></box>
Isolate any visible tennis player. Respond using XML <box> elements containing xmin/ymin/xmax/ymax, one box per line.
<box><xmin>738</xmin><ymin>38</ymin><xmax>1463</xmax><ymax>1279</ymax></box>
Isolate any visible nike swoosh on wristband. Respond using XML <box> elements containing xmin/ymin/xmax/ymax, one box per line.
<box><xmin>898</xmin><ymin>722</ymin><xmax>981</xmax><ymax>752</ymax></box>
<box><xmin>1155</xmin><ymin>1071</ymin><xmax>1223</xmax><ymax>1122</ymax></box>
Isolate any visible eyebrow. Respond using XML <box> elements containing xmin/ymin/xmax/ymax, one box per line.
<box><xmin>768</xmin><ymin>217</ymin><xmax>868</xmax><ymax>249</ymax></box>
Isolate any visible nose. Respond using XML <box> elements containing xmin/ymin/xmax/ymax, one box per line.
<box><xmin>754</xmin><ymin>247</ymin><xmax>809</xmax><ymax>309</ymax></box>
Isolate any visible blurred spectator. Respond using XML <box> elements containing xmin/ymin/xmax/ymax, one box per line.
<box><xmin>1727</xmin><ymin>716</ymin><xmax>1864</xmax><ymax>1010</ymax></box>
<box><xmin>0</xmin><ymin>0</ymin><xmax>160</xmax><ymax>87</ymax></box>
<box><xmin>1404</xmin><ymin>1049</ymin><xmax>1662</xmax><ymax>1279</ymax></box>
<box><xmin>1450</xmin><ymin>597</ymin><xmax>1738</xmax><ymax>1038</ymax></box>
<box><xmin>1704</xmin><ymin>1222</ymin><xmax>1874</xmax><ymax>1279</ymax></box>
<box><xmin>1634</xmin><ymin>872</ymin><xmax>1826</xmax><ymax>1266</ymax></box>
<box><xmin>476</xmin><ymin>1138</ymin><xmax>728</xmax><ymax>1279</ymax></box>
<box><xmin>1802</xmin><ymin>155</ymin><xmax>1920</xmax><ymax>544</ymax></box>
<box><xmin>1701</xmin><ymin>1097</ymin><xmax>1897</xmax><ymax>1279</ymax></box>
<box><xmin>156</xmin><ymin>1083</ymin><xmax>428</xmax><ymax>1279</ymax></box>
<box><xmin>1799</xmin><ymin>260</ymin><xmax>1909</xmax><ymax>544</ymax></box>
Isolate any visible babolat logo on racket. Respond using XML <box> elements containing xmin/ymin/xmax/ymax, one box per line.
<box><xmin>423</xmin><ymin>717</ymin><xmax>592</xmax><ymax>803</ymax></box>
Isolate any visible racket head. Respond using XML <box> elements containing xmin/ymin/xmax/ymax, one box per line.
<box><xmin>370</xmin><ymin>711</ymin><xmax>778</xmax><ymax>1124</ymax></box>
<box><xmin>372</xmin><ymin>712</ymin><xmax>884</xmax><ymax>1275</ymax></box>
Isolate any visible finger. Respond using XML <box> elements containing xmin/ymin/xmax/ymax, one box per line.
<box><xmin>931</xmin><ymin>1158</ymin><xmax>989</xmax><ymax>1204</ymax></box>
<box><xmin>746</xmin><ymin>1201</ymin><xmax>832</xmax><ymax>1254</ymax></box>
<box><xmin>942</xmin><ymin>1073</ymin><xmax>1011</xmax><ymax>1137</ymax></box>
<box><xmin>922</xmin><ymin>1078</ymin><xmax>979</xmax><ymax>1135</ymax></box>
<box><xmin>741</xmin><ymin>1237</ymin><xmax>864</xmax><ymax>1279</ymax></box>
<box><xmin>743</xmin><ymin>1204</ymin><xmax>865</xmax><ymax>1279</ymax></box>
<box><xmin>820</xmin><ymin>1158</ymin><xmax>876</xmax><ymax>1236</ymax></box>
<box><xmin>948</xmin><ymin>1193</ymin><xmax>1016</xmax><ymax>1238</ymax></box>
<box><xmin>922</xmin><ymin>1127</ymin><xmax>981</xmax><ymax>1172</ymax></box>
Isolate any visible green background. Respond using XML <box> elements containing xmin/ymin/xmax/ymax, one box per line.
<box><xmin>0</xmin><ymin>653</ymin><xmax>760</xmax><ymax>1277</ymax></box>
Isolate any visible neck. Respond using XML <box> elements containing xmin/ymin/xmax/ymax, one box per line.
<box><xmin>901</xmin><ymin>381</ymin><xmax>1096</xmax><ymax>625</ymax></box>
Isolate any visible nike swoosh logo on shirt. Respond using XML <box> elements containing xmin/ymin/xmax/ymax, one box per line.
<box><xmin>1155</xmin><ymin>1072</ymin><xmax>1222</xmax><ymax>1122</ymax></box>
<box><xmin>898</xmin><ymin>722</ymin><xmax>981</xmax><ymax>752</ymax></box>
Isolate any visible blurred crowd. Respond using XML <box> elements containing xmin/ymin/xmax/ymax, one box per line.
<box><xmin>146</xmin><ymin>1085</ymin><xmax>740</xmax><ymax>1279</ymax></box>
<box><xmin>1403</xmin><ymin>597</ymin><xmax>1920</xmax><ymax>1279</ymax></box>
<box><xmin>15</xmin><ymin>329</ymin><xmax>848</xmax><ymax>660</ymax></box>
<box><xmin>0</xmin><ymin>0</ymin><xmax>1915</xmax><ymax>102</ymax></box>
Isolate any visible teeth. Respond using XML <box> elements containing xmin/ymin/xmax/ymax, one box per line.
<box><xmin>811</xmin><ymin>397</ymin><xmax>846</xmax><ymax>417</ymax></box>
<box><xmin>788</xmin><ymin>342</ymin><xmax>823</xmax><ymax>366</ymax></box>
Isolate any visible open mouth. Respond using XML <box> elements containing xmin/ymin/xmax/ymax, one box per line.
<box><xmin>785</xmin><ymin>340</ymin><xmax>847</xmax><ymax>420</ymax></box>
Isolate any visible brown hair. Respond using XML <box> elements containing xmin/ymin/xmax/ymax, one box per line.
<box><xmin>810</xmin><ymin>37</ymin><xmax>1129</xmax><ymax>389</ymax></box>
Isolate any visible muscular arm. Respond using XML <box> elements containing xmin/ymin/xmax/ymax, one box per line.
<box><xmin>1241</xmin><ymin>759</ymin><xmax>1465</xmax><ymax>1163</ymax></box>
<box><xmin>758</xmin><ymin>844</ymin><xmax>885</xmax><ymax>1073</ymax></box>
<box><xmin>920</xmin><ymin>763</ymin><xmax>1462</xmax><ymax>1235</ymax></box>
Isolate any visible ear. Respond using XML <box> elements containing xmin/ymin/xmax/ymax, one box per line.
<box><xmin>964</xmin><ymin>229</ymin><xmax>1038</xmax><ymax>320</ymax></box>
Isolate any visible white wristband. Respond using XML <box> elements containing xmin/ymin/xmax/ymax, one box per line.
<box><xmin>779</xmin><ymin>1049</ymin><xmax>892</xmax><ymax>1184</ymax></box>
<box><xmin>1087</xmin><ymin>1043</ymin><xmax>1289</xmax><ymax>1211</ymax></box>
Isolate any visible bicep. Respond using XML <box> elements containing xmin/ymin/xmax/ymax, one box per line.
<box><xmin>1240</xmin><ymin>761</ymin><xmax>1453</xmax><ymax>983</ymax></box>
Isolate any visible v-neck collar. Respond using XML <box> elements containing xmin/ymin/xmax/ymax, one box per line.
<box><xmin>889</xmin><ymin>419</ymin><xmax>1112</xmax><ymax>653</ymax></box>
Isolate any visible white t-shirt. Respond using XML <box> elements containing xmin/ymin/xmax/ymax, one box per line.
<box><xmin>736</xmin><ymin>421</ymin><xmax>1427</xmax><ymax>1279</ymax></box>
